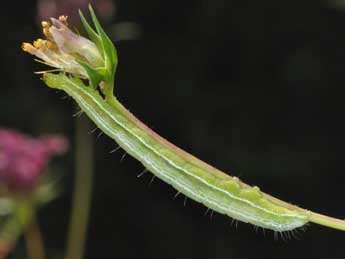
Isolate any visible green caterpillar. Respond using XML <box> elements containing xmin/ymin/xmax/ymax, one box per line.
<box><xmin>22</xmin><ymin>5</ymin><xmax>345</xmax><ymax>233</ymax></box>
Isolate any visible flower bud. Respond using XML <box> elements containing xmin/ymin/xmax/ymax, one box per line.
<box><xmin>23</xmin><ymin>4</ymin><xmax>117</xmax><ymax>93</ymax></box>
<box><xmin>22</xmin><ymin>15</ymin><xmax>104</xmax><ymax>79</ymax></box>
<box><xmin>49</xmin><ymin>17</ymin><xmax>104</xmax><ymax>67</ymax></box>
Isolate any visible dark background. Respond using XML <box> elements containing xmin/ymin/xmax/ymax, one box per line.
<box><xmin>1</xmin><ymin>0</ymin><xmax>345</xmax><ymax>258</ymax></box>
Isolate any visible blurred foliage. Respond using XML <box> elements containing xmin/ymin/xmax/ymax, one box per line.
<box><xmin>1</xmin><ymin>0</ymin><xmax>345</xmax><ymax>258</ymax></box>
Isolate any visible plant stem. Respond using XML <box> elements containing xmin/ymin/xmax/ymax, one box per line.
<box><xmin>66</xmin><ymin>115</ymin><xmax>94</xmax><ymax>259</ymax></box>
<box><xmin>309</xmin><ymin>211</ymin><xmax>345</xmax><ymax>231</ymax></box>
<box><xmin>25</xmin><ymin>215</ymin><xmax>45</xmax><ymax>259</ymax></box>
<box><xmin>0</xmin><ymin>198</ymin><xmax>35</xmax><ymax>258</ymax></box>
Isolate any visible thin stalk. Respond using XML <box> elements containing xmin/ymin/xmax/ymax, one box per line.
<box><xmin>66</xmin><ymin>115</ymin><xmax>94</xmax><ymax>259</ymax></box>
<box><xmin>309</xmin><ymin>211</ymin><xmax>345</xmax><ymax>231</ymax></box>
<box><xmin>25</xmin><ymin>215</ymin><xmax>45</xmax><ymax>259</ymax></box>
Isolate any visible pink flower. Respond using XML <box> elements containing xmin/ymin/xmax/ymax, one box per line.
<box><xmin>0</xmin><ymin>129</ymin><xmax>69</xmax><ymax>190</ymax></box>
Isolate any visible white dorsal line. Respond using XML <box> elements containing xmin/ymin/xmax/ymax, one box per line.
<box><xmin>62</xmin><ymin>78</ymin><xmax>307</xmax><ymax>230</ymax></box>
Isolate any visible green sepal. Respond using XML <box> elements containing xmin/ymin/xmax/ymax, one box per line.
<box><xmin>79</xmin><ymin>9</ymin><xmax>102</xmax><ymax>51</ymax></box>
<box><xmin>78</xmin><ymin>4</ymin><xmax>118</xmax><ymax>97</ymax></box>
<box><xmin>88</xmin><ymin>4</ymin><xmax>117</xmax><ymax>83</ymax></box>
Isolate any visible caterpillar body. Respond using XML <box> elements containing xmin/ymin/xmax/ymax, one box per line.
<box><xmin>44</xmin><ymin>74</ymin><xmax>312</xmax><ymax>232</ymax></box>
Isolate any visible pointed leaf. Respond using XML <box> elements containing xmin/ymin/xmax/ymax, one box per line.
<box><xmin>79</xmin><ymin>9</ymin><xmax>102</xmax><ymax>51</ymax></box>
<box><xmin>88</xmin><ymin>4</ymin><xmax>117</xmax><ymax>71</ymax></box>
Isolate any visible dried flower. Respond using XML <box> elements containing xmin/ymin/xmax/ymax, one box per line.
<box><xmin>0</xmin><ymin>129</ymin><xmax>68</xmax><ymax>190</ymax></box>
<box><xmin>22</xmin><ymin>16</ymin><xmax>103</xmax><ymax>78</ymax></box>
<box><xmin>22</xmin><ymin>5</ymin><xmax>117</xmax><ymax>91</ymax></box>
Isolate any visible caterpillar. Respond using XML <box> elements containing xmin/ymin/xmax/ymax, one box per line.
<box><xmin>22</xmin><ymin>5</ymin><xmax>345</xmax><ymax>234</ymax></box>
<box><xmin>43</xmin><ymin>73</ymin><xmax>345</xmax><ymax>233</ymax></box>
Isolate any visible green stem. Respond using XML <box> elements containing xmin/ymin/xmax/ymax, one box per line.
<box><xmin>25</xmin><ymin>215</ymin><xmax>45</xmax><ymax>259</ymax></box>
<box><xmin>0</xmin><ymin>198</ymin><xmax>35</xmax><ymax>258</ymax></box>
<box><xmin>309</xmin><ymin>211</ymin><xmax>345</xmax><ymax>231</ymax></box>
<box><xmin>66</xmin><ymin>115</ymin><xmax>94</xmax><ymax>259</ymax></box>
